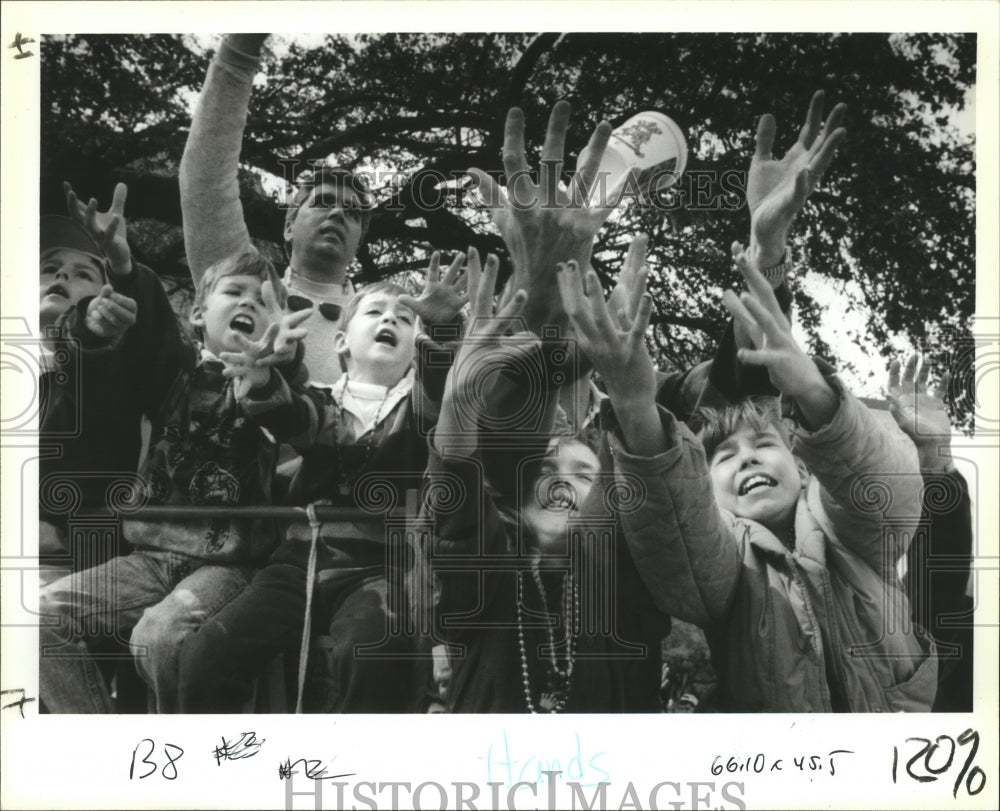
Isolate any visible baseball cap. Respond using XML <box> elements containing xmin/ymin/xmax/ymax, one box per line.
<box><xmin>40</xmin><ymin>215</ymin><xmax>107</xmax><ymax>277</ymax></box>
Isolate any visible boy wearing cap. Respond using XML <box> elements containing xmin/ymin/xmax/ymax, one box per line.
<box><xmin>38</xmin><ymin>184</ymin><xmax>182</xmax><ymax>579</ymax></box>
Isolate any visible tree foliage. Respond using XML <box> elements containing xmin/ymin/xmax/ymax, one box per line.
<box><xmin>40</xmin><ymin>32</ymin><xmax>976</xmax><ymax>428</ymax></box>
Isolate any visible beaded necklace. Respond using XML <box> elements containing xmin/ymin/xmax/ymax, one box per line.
<box><xmin>333</xmin><ymin>373</ymin><xmax>392</xmax><ymax>495</ymax></box>
<box><xmin>515</xmin><ymin>558</ymin><xmax>579</xmax><ymax>713</ymax></box>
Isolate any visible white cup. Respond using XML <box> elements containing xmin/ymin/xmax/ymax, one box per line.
<box><xmin>578</xmin><ymin>111</ymin><xmax>688</xmax><ymax>206</ymax></box>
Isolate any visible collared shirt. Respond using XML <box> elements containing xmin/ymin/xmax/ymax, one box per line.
<box><xmin>328</xmin><ymin>367</ymin><xmax>415</xmax><ymax>440</ymax></box>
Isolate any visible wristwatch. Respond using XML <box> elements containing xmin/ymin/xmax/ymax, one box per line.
<box><xmin>759</xmin><ymin>247</ymin><xmax>793</xmax><ymax>283</ymax></box>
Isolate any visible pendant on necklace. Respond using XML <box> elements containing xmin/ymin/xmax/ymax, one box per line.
<box><xmin>539</xmin><ymin>692</ymin><xmax>558</xmax><ymax>712</ymax></box>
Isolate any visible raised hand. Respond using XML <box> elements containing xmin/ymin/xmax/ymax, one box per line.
<box><xmin>84</xmin><ymin>284</ymin><xmax>137</xmax><ymax>339</ymax></box>
<box><xmin>254</xmin><ymin>279</ymin><xmax>311</xmax><ymax>368</ymax></box>
<box><xmin>606</xmin><ymin>233</ymin><xmax>649</xmax><ymax>328</ymax></box>
<box><xmin>468</xmin><ymin>100</ymin><xmax>614</xmax><ymax>331</ymax></box>
<box><xmin>64</xmin><ymin>181</ymin><xmax>132</xmax><ymax>278</ymax></box>
<box><xmin>397</xmin><ymin>251</ymin><xmax>469</xmax><ymax>326</ymax></box>
<box><xmin>556</xmin><ymin>256</ymin><xmax>666</xmax><ymax>455</ymax></box>
<box><xmin>724</xmin><ymin>243</ymin><xmax>836</xmax><ymax>428</ymax></box>
<box><xmin>747</xmin><ymin>91</ymin><xmax>846</xmax><ymax>274</ymax></box>
<box><xmin>887</xmin><ymin>351</ymin><xmax>954</xmax><ymax>472</ymax></box>
<box><xmin>451</xmin><ymin>247</ymin><xmax>531</xmax><ymax>385</ymax></box>
<box><xmin>556</xmin><ymin>258</ymin><xmax>655</xmax><ymax>411</ymax></box>
<box><xmin>220</xmin><ymin>327</ymin><xmax>279</xmax><ymax>399</ymax></box>
<box><xmin>436</xmin><ymin>248</ymin><xmax>530</xmax><ymax>449</ymax></box>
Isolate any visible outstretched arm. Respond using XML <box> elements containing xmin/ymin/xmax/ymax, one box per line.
<box><xmin>556</xmin><ymin>257</ymin><xmax>663</xmax><ymax>454</ymax></box>
<box><xmin>724</xmin><ymin>245</ymin><xmax>838</xmax><ymax>429</ymax></box>
<box><xmin>468</xmin><ymin>101</ymin><xmax>614</xmax><ymax>338</ymax></box>
<box><xmin>890</xmin><ymin>353</ymin><xmax>973</xmax><ymax>635</ymax></box>
<box><xmin>434</xmin><ymin>253</ymin><xmax>531</xmax><ymax>456</ymax></box>
<box><xmin>745</xmin><ymin>90</ymin><xmax>846</xmax><ymax>276</ymax></box>
<box><xmin>65</xmin><ymin>179</ymin><xmax>186</xmax><ymax>412</ymax></box>
<box><xmin>180</xmin><ymin>34</ymin><xmax>268</xmax><ymax>285</ymax></box>
<box><xmin>557</xmin><ymin>251</ymin><xmax>740</xmax><ymax>625</ymax></box>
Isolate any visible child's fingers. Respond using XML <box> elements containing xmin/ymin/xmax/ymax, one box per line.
<box><xmin>110</xmin><ymin>182</ymin><xmax>128</xmax><ymax>215</ymax></box>
<box><xmin>65</xmin><ymin>186</ymin><xmax>84</xmax><ymax>220</ymax></box>
<box><xmin>478</xmin><ymin>253</ymin><xmax>500</xmax><ymax>316</ymax></box>
<box><xmin>739</xmin><ymin>292</ymin><xmax>786</xmax><ymax>346</ymax></box>
<box><xmin>465</xmin><ymin>246</ymin><xmax>483</xmax><ymax>315</ymax></box>
<box><xmin>887</xmin><ymin>358</ymin><xmax>901</xmax><ymax>392</ymax></box>
<box><xmin>426</xmin><ymin>251</ymin><xmax>442</xmax><ymax>286</ymax></box>
<box><xmin>539</xmin><ymin>100</ymin><xmax>570</xmax><ymax>202</ymax></box>
<box><xmin>556</xmin><ymin>261</ymin><xmax>598</xmax><ymax>341</ymax></box>
<box><xmin>627</xmin><ymin>293</ymin><xmax>654</xmax><ymax>344</ymax></box>
<box><xmin>495</xmin><ymin>278</ymin><xmax>516</xmax><ymax>312</ymax></box>
<box><xmin>902</xmin><ymin>352</ymin><xmax>919</xmax><ymax>388</ymax></box>
<box><xmin>797</xmin><ymin>90</ymin><xmax>825</xmax><ymax>148</ymax></box>
<box><xmin>100</xmin><ymin>299</ymin><xmax>135</xmax><ymax>325</ymax></box>
<box><xmin>809</xmin><ymin>126</ymin><xmax>846</xmax><ymax>177</ymax></box>
<box><xmin>817</xmin><ymin>101</ymin><xmax>846</xmax><ymax>147</ymax></box>
<box><xmin>396</xmin><ymin>294</ymin><xmax>420</xmax><ymax>314</ymax></box>
<box><xmin>257</xmin><ymin>347</ymin><xmax>296</xmax><ymax>368</ymax></box>
<box><xmin>737</xmin><ymin>346</ymin><xmax>783</xmax><ymax>368</ymax></box>
<box><xmin>916</xmin><ymin>359</ymin><xmax>931</xmax><ymax>393</ymax></box>
<box><xmin>234</xmin><ymin>377</ymin><xmax>253</xmax><ymax>400</ymax></box>
<box><xmin>107</xmin><ymin>291</ymin><xmax>137</xmax><ymax>313</ymax></box>
<box><xmin>739</xmin><ymin>256</ymin><xmax>788</xmax><ymax>329</ymax></box>
<box><xmin>570</xmin><ymin>120</ymin><xmax>613</xmax><ymax>203</ymax></box>
<box><xmin>934</xmin><ymin>371</ymin><xmax>952</xmax><ymax>401</ymax></box>
<box><xmin>441</xmin><ymin>252</ymin><xmax>464</xmax><ymax>287</ymax></box>
<box><xmin>284</xmin><ymin>308</ymin><xmax>313</xmax><ymax>329</ymax></box>
<box><xmin>493</xmin><ymin>288</ymin><xmax>528</xmax><ymax>324</ymax></box>
<box><xmin>231</xmin><ymin>332</ymin><xmax>259</xmax><ymax>353</ymax></box>
<box><xmin>501</xmin><ymin>106</ymin><xmax>532</xmax><ymax>201</ymax></box>
<box><xmin>453</xmin><ymin>270</ymin><xmax>469</xmax><ymax>295</ymax></box>
<box><xmin>466</xmin><ymin>168</ymin><xmax>507</xmax><ymax>218</ymax></box>
<box><xmin>624</xmin><ymin>233</ymin><xmax>649</xmax><ymax>276</ymax></box>
<box><xmin>466</xmin><ymin>289</ymin><xmax>528</xmax><ymax>339</ymax></box>
<box><xmin>583</xmin><ymin>269</ymin><xmax>616</xmax><ymax>336</ymax></box>
<box><xmin>628</xmin><ymin>266</ymin><xmax>648</xmax><ymax>320</ymax></box>
<box><xmin>97</xmin><ymin>283</ymin><xmax>114</xmax><ymax>300</ymax></box>
<box><xmin>84</xmin><ymin>198</ymin><xmax>100</xmax><ymax>232</ymax></box>
<box><xmin>613</xmin><ymin>306</ymin><xmax>629</xmax><ymax>332</ymax></box>
<box><xmin>103</xmin><ymin>214</ymin><xmax>121</xmax><ymax>245</ymax></box>
<box><xmin>722</xmin><ymin>289</ymin><xmax>762</xmax><ymax>346</ymax></box>
<box><xmin>259</xmin><ymin>322</ymin><xmax>280</xmax><ymax>351</ymax></box>
<box><xmin>791</xmin><ymin>166</ymin><xmax>812</xmax><ymax>209</ymax></box>
<box><xmin>755</xmin><ymin>113</ymin><xmax>777</xmax><ymax>159</ymax></box>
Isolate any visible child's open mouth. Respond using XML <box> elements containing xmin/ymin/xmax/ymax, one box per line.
<box><xmin>229</xmin><ymin>313</ymin><xmax>256</xmax><ymax>335</ymax></box>
<box><xmin>738</xmin><ymin>473</ymin><xmax>778</xmax><ymax>496</ymax></box>
<box><xmin>44</xmin><ymin>283</ymin><xmax>70</xmax><ymax>299</ymax></box>
<box><xmin>374</xmin><ymin>328</ymin><xmax>398</xmax><ymax>347</ymax></box>
<box><xmin>542</xmin><ymin>480</ymin><xmax>577</xmax><ymax>512</ymax></box>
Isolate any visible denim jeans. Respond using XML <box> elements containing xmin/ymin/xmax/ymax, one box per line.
<box><xmin>176</xmin><ymin>564</ymin><xmax>425</xmax><ymax>713</ymax></box>
<box><xmin>38</xmin><ymin>548</ymin><xmax>250</xmax><ymax>713</ymax></box>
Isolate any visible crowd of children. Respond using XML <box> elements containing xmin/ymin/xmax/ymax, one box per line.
<box><xmin>37</xmin><ymin>34</ymin><xmax>972</xmax><ymax>715</ymax></box>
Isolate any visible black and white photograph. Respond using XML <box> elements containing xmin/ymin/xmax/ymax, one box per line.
<box><xmin>2</xmin><ymin>2</ymin><xmax>997</xmax><ymax>809</ymax></box>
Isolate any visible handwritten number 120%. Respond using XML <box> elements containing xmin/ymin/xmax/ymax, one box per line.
<box><xmin>892</xmin><ymin>728</ymin><xmax>985</xmax><ymax>798</ymax></box>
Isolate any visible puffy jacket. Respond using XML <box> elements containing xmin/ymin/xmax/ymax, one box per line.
<box><xmin>615</xmin><ymin>373</ymin><xmax>937</xmax><ymax>712</ymax></box>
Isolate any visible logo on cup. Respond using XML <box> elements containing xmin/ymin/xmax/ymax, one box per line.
<box><xmin>579</xmin><ymin>111</ymin><xmax>688</xmax><ymax>206</ymax></box>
